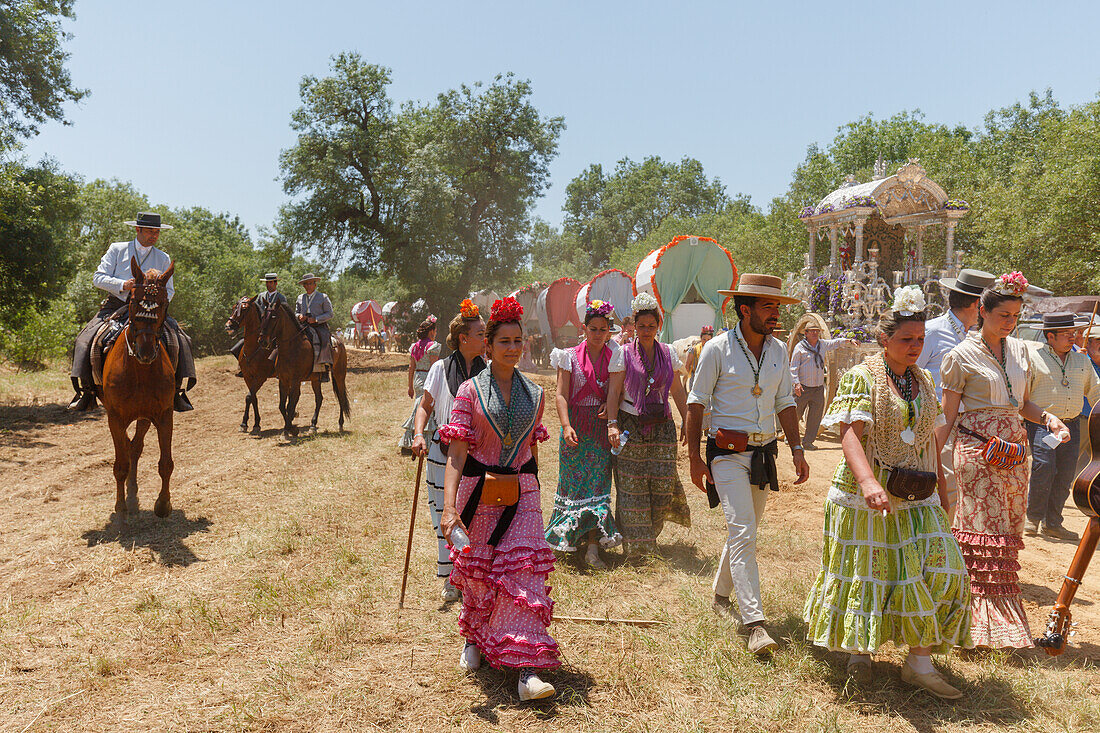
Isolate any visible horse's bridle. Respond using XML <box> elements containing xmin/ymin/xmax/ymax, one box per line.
<box><xmin>125</xmin><ymin>281</ymin><xmax>166</xmax><ymax>364</ymax></box>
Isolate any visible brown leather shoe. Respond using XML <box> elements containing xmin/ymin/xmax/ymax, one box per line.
<box><xmin>746</xmin><ymin>625</ymin><xmax>778</xmax><ymax>656</ymax></box>
<box><xmin>900</xmin><ymin>664</ymin><xmax>963</xmax><ymax>700</ymax></box>
<box><xmin>1042</xmin><ymin>523</ymin><xmax>1080</xmax><ymax>541</ymax></box>
<box><xmin>1024</xmin><ymin>519</ymin><xmax>1040</xmax><ymax>537</ymax></box>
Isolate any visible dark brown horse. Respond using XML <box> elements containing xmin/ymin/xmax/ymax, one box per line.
<box><xmin>100</xmin><ymin>257</ymin><xmax>177</xmax><ymax>524</ymax></box>
<box><xmin>225</xmin><ymin>296</ymin><xmax>275</xmax><ymax>432</ymax></box>
<box><xmin>258</xmin><ymin>302</ymin><xmax>350</xmax><ymax>436</ymax></box>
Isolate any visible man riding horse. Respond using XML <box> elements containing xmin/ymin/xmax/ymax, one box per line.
<box><xmin>294</xmin><ymin>273</ymin><xmax>334</xmax><ymax>382</ymax></box>
<box><xmin>69</xmin><ymin>212</ymin><xmax>196</xmax><ymax>412</ymax></box>
<box><xmin>230</xmin><ymin>272</ymin><xmax>287</xmax><ymax>365</ymax></box>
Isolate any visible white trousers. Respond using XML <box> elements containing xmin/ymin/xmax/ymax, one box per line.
<box><xmin>426</xmin><ymin>433</ymin><xmax>452</xmax><ymax>578</ymax></box>
<box><xmin>711</xmin><ymin>453</ymin><xmax>769</xmax><ymax>625</ymax></box>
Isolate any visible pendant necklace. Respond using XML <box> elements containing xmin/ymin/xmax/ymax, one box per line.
<box><xmin>639</xmin><ymin>342</ymin><xmax>658</xmax><ymax>396</ymax></box>
<box><xmin>493</xmin><ymin>370</ymin><xmax>515</xmax><ymax>448</ymax></box>
<box><xmin>734</xmin><ymin>329</ymin><xmax>765</xmax><ymax>397</ymax></box>
<box><xmin>885</xmin><ymin>358</ymin><xmax>916</xmax><ymax>445</ymax></box>
<box><xmin>1049</xmin><ymin>346</ymin><xmax>1071</xmax><ymax>387</ymax></box>
<box><xmin>982</xmin><ymin>337</ymin><xmax>1018</xmax><ymax>407</ymax></box>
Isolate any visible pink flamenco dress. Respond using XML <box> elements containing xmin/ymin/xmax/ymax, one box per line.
<box><xmin>438</xmin><ymin>369</ymin><xmax>560</xmax><ymax>670</ymax></box>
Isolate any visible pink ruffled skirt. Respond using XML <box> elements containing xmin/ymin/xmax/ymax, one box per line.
<box><xmin>450</xmin><ymin>472</ymin><xmax>560</xmax><ymax>669</ymax></box>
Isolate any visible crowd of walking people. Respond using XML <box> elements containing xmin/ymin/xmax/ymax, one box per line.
<box><xmin>398</xmin><ymin>267</ymin><xmax>1098</xmax><ymax>703</ymax></box>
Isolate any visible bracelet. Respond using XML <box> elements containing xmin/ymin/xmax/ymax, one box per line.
<box><xmin>607</xmin><ymin>419</ymin><xmax>618</xmax><ymax>426</ymax></box>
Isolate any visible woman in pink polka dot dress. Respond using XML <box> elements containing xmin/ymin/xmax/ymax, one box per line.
<box><xmin>440</xmin><ymin>296</ymin><xmax>559</xmax><ymax>701</ymax></box>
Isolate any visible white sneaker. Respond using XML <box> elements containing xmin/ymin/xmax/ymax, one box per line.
<box><xmin>441</xmin><ymin>579</ymin><xmax>461</xmax><ymax>602</ymax></box>
<box><xmin>518</xmin><ymin>671</ymin><xmax>555</xmax><ymax>701</ymax></box>
<box><xmin>459</xmin><ymin>643</ymin><xmax>481</xmax><ymax>672</ymax></box>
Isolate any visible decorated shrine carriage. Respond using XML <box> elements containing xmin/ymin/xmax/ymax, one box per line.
<box><xmin>786</xmin><ymin>159</ymin><xmax>971</xmax><ymax>408</ymax></box>
<box><xmin>574</xmin><ymin>269</ymin><xmax>635</xmax><ymax>325</ymax></box>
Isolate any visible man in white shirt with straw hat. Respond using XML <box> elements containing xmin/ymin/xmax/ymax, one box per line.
<box><xmin>686</xmin><ymin>273</ymin><xmax>809</xmax><ymax>656</ymax></box>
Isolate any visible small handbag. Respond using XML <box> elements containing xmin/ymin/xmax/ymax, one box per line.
<box><xmin>480</xmin><ymin>471</ymin><xmax>520</xmax><ymax>506</ymax></box>
<box><xmin>958</xmin><ymin>426</ymin><xmax>1027</xmax><ymax>469</ymax></box>
<box><xmin>715</xmin><ymin>428</ymin><xmax>749</xmax><ymax>452</ymax></box>
<box><xmin>885</xmin><ymin>466</ymin><xmax>938</xmax><ymax>501</ymax></box>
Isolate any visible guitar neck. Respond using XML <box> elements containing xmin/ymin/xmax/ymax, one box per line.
<box><xmin>1053</xmin><ymin>518</ymin><xmax>1100</xmax><ymax>612</ymax></box>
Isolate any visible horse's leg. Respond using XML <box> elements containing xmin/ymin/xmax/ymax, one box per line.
<box><xmin>251</xmin><ymin>390</ymin><xmax>262</xmax><ymax>433</ymax></box>
<box><xmin>280</xmin><ymin>380</ymin><xmax>299</xmax><ymax>437</ymax></box>
<box><xmin>153</xmin><ymin>411</ymin><xmax>174</xmax><ymax>518</ymax></box>
<box><xmin>240</xmin><ymin>387</ymin><xmax>251</xmax><ymax>432</ymax></box>
<box><xmin>126</xmin><ymin>419</ymin><xmax>151</xmax><ymax>514</ymax></box>
<box><xmin>311</xmin><ymin>376</ymin><xmax>322</xmax><ymax>431</ymax></box>
<box><xmin>107</xmin><ymin>413</ymin><xmax>131</xmax><ymax>525</ymax></box>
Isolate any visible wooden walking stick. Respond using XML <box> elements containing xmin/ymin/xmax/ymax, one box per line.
<box><xmin>399</xmin><ymin>454</ymin><xmax>425</xmax><ymax>609</ymax></box>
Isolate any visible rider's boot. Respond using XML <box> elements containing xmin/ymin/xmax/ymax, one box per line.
<box><xmin>68</xmin><ymin>377</ymin><xmax>97</xmax><ymax>411</ymax></box>
<box><xmin>174</xmin><ymin>379</ymin><xmax>194</xmax><ymax>412</ymax></box>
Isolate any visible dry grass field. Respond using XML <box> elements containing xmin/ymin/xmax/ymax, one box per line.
<box><xmin>2</xmin><ymin>350</ymin><xmax>1099</xmax><ymax>732</ymax></box>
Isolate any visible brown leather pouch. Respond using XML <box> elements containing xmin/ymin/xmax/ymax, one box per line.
<box><xmin>715</xmin><ymin>429</ymin><xmax>749</xmax><ymax>452</ymax></box>
<box><xmin>481</xmin><ymin>472</ymin><xmax>520</xmax><ymax>506</ymax></box>
<box><xmin>885</xmin><ymin>467</ymin><xmax>937</xmax><ymax>501</ymax></box>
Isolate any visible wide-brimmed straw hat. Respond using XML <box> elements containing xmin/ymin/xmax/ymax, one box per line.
<box><xmin>123</xmin><ymin>211</ymin><xmax>173</xmax><ymax>230</ymax></box>
<box><xmin>298</xmin><ymin>273</ymin><xmax>321</xmax><ymax>284</ymax></box>
<box><xmin>938</xmin><ymin>268</ymin><xmax>995</xmax><ymax>297</ymax></box>
<box><xmin>718</xmin><ymin>273</ymin><xmax>800</xmax><ymax>304</ymax></box>
<box><xmin>1036</xmin><ymin>311</ymin><xmax>1092</xmax><ymax>332</ymax></box>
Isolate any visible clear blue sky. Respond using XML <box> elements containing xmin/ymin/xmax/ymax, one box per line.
<box><xmin>20</xmin><ymin>0</ymin><xmax>1100</xmax><ymax>241</ymax></box>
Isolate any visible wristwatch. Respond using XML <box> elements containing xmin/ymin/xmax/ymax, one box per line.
<box><xmin>790</xmin><ymin>444</ymin><xmax>804</xmax><ymax>452</ymax></box>
<box><xmin>607</xmin><ymin>419</ymin><xmax>618</xmax><ymax>427</ymax></box>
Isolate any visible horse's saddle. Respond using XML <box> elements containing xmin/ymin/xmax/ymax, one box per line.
<box><xmin>90</xmin><ymin>317</ymin><xmax>179</xmax><ymax>387</ymax></box>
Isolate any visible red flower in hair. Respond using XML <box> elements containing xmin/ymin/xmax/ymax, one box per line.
<box><xmin>490</xmin><ymin>296</ymin><xmax>523</xmax><ymax>324</ymax></box>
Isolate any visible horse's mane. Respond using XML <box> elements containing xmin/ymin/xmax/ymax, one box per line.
<box><xmin>144</xmin><ymin>268</ymin><xmax>163</xmax><ymax>279</ymax></box>
<box><xmin>277</xmin><ymin>301</ymin><xmax>296</xmax><ymax>321</ymax></box>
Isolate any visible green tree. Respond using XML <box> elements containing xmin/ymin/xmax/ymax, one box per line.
<box><xmin>0</xmin><ymin>158</ymin><xmax>80</xmax><ymax>327</ymax></box>
<box><xmin>562</xmin><ymin>156</ymin><xmax>729</xmax><ymax>270</ymax></box>
<box><xmin>278</xmin><ymin>53</ymin><xmax>563</xmax><ymax>314</ymax></box>
<box><xmin>0</xmin><ymin>0</ymin><xmax>88</xmax><ymax>149</ymax></box>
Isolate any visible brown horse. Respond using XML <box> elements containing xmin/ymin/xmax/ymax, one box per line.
<box><xmin>258</xmin><ymin>302</ymin><xmax>350</xmax><ymax>437</ymax></box>
<box><xmin>225</xmin><ymin>296</ymin><xmax>275</xmax><ymax>433</ymax></box>
<box><xmin>100</xmin><ymin>257</ymin><xmax>177</xmax><ymax>523</ymax></box>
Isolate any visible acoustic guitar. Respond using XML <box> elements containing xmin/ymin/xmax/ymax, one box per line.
<box><xmin>1036</xmin><ymin>309</ymin><xmax>1100</xmax><ymax>655</ymax></box>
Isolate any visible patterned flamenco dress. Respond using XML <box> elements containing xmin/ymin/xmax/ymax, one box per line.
<box><xmin>941</xmin><ymin>332</ymin><xmax>1034</xmax><ymax>648</ymax></box>
<box><xmin>544</xmin><ymin>342</ymin><xmax>622</xmax><ymax>552</ymax></box>
<box><xmin>439</xmin><ymin>369</ymin><xmax>560</xmax><ymax>670</ymax></box>
<box><xmin>803</xmin><ymin>356</ymin><xmax>972</xmax><ymax>653</ymax></box>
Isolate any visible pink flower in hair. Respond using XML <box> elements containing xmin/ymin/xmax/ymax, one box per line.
<box><xmin>992</xmin><ymin>271</ymin><xmax>1029</xmax><ymax>296</ymax></box>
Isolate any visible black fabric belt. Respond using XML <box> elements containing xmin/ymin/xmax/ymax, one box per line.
<box><xmin>704</xmin><ymin>438</ymin><xmax>780</xmax><ymax>509</ymax></box>
<box><xmin>460</xmin><ymin>455</ymin><xmax>538</xmax><ymax>546</ymax></box>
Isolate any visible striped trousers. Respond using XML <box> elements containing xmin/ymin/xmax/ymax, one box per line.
<box><xmin>426</xmin><ymin>431</ymin><xmax>452</xmax><ymax>578</ymax></box>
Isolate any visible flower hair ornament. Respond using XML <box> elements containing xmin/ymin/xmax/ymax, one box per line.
<box><xmin>489</xmin><ymin>296</ymin><xmax>524</xmax><ymax>324</ymax></box>
<box><xmin>991</xmin><ymin>271</ymin><xmax>1029</xmax><ymax>297</ymax></box>
<box><xmin>426</xmin><ymin>314</ymin><xmax>438</xmax><ymax>325</ymax></box>
<box><xmin>459</xmin><ymin>298</ymin><xmax>480</xmax><ymax>319</ymax></box>
<box><xmin>586</xmin><ymin>299</ymin><xmax>615</xmax><ymax>318</ymax></box>
<box><xmin>700</xmin><ymin>325</ymin><xmax>715</xmax><ymax>335</ymax></box>
<box><xmin>631</xmin><ymin>292</ymin><xmax>660</xmax><ymax>314</ymax></box>
<box><xmin>891</xmin><ymin>285</ymin><xmax>926</xmax><ymax>316</ymax></box>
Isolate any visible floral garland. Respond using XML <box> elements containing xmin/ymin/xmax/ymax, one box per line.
<box><xmin>489</xmin><ymin>296</ymin><xmax>523</xmax><ymax>323</ymax></box>
<box><xmin>943</xmin><ymin>199</ymin><xmax>970</xmax><ymax>210</ymax></box>
<box><xmin>842</xmin><ymin>194</ymin><xmax>877</xmax><ymax>209</ymax></box>
<box><xmin>832</xmin><ymin>325</ymin><xmax>874</xmax><ymax>343</ymax></box>
<box><xmin>797</xmin><ymin>205</ymin><xmax>816</xmax><ymax>219</ymax></box>
<box><xmin>991</xmin><ymin>271</ymin><xmax>1028</xmax><ymax>296</ymax></box>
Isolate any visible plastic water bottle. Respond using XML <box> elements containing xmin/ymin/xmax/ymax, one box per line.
<box><xmin>450</xmin><ymin>526</ymin><xmax>472</xmax><ymax>554</ymax></box>
<box><xmin>611</xmin><ymin>430</ymin><xmax>630</xmax><ymax>456</ymax></box>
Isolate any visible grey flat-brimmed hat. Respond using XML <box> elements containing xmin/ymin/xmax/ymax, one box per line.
<box><xmin>298</xmin><ymin>273</ymin><xmax>320</xmax><ymax>284</ymax></box>
<box><xmin>260</xmin><ymin>272</ymin><xmax>278</xmax><ymax>281</ymax></box>
<box><xmin>123</xmin><ymin>211</ymin><xmax>173</xmax><ymax>230</ymax></box>
<box><xmin>1036</xmin><ymin>311</ymin><xmax>1092</xmax><ymax>331</ymax></box>
<box><xmin>938</xmin><ymin>268</ymin><xmax>995</xmax><ymax>297</ymax></box>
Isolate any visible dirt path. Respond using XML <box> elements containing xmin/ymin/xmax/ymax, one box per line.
<box><xmin>1</xmin><ymin>352</ymin><xmax>1098</xmax><ymax>731</ymax></box>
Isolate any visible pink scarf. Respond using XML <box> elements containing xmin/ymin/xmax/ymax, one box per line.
<box><xmin>410</xmin><ymin>338</ymin><xmax>435</xmax><ymax>362</ymax></box>
<box><xmin>571</xmin><ymin>342</ymin><xmax>610</xmax><ymax>405</ymax></box>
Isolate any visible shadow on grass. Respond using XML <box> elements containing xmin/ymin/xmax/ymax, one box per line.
<box><xmin>1021</xmin><ymin>580</ymin><xmax>1092</xmax><ymax>608</ymax></box>
<box><xmin>469</xmin><ymin>663</ymin><xmax>595</xmax><ymax>721</ymax></box>
<box><xmin>657</xmin><ymin>539</ymin><xmax>715</xmax><ymax>578</ymax></box>
<box><xmin>773</xmin><ymin>611</ymin><xmax>1032</xmax><ymax>731</ymax></box>
<box><xmin>0</xmin><ymin>402</ymin><xmax>98</xmax><ymax>450</ymax></box>
<box><xmin>81</xmin><ymin>509</ymin><xmax>212</xmax><ymax>566</ymax></box>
